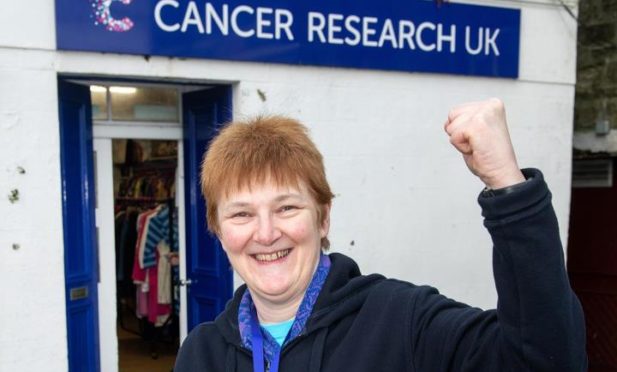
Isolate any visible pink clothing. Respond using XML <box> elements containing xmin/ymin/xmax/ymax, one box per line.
<box><xmin>132</xmin><ymin>208</ymin><xmax>158</xmax><ymax>283</ymax></box>
<box><xmin>131</xmin><ymin>207</ymin><xmax>172</xmax><ymax>327</ymax></box>
<box><xmin>147</xmin><ymin>249</ymin><xmax>171</xmax><ymax>326</ymax></box>
<box><xmin>136</xmin><ymin>285</ymin><xmax>148</xmax><ymax>318</ymax></box>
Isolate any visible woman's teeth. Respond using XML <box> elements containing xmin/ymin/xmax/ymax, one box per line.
<box><xmin>255</xmin><ymin>249</ymin><xmax>291</xmax><ymax>262</ymax></box>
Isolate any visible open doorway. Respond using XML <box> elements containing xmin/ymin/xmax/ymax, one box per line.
<box><xmin>60</xmin><ymin>78</ymin><xmax>233</xmax><ymax>372</ymax></box>
<box><xmin>113</xmin><ymin>138</ymin><xmax>180</xmax><ymax>371</ymax></box>
<box><xmin>92</xmin><ymin>85</ymin><xmax>184</xmax><ymax>371</ymax></box>
<box><xmin>568</xmin><ymin>157</ymin><xmax>617</xmax><ymax>371</ymax></box>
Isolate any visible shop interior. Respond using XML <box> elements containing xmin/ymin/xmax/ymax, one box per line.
<box><xmin>92</xmin><ymin>85</ymin><xmax>181</xmax><ymax>372</ymax></box>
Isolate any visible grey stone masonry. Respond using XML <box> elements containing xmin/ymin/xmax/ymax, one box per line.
<box><xmin>575</xmin><ymin>0</ymin><xmax>617</xmax><ymax>131</ymax></box>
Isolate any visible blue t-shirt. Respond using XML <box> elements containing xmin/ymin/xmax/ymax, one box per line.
<box><xmin>262</xmin><ymin>318</ymin><xmax>295</xmax><ymax>346</ymax></box>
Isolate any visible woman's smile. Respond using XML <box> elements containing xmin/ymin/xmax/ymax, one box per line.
<box><xmin>253</xmin><ymin>248</ymin><xmax>293</xmax><ymax>263</ymax></box>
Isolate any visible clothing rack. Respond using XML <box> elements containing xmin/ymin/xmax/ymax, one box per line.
<box><xmin>115</xmin><ymin>196</ymin><xmax>179</xmax><ymax>360</ymax></box>
<box><xmin>115</xmin><ymin>156</ymin><xmax>179</xmax><ymax>359</ymax></box>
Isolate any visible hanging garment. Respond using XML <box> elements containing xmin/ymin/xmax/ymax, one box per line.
<box><xmin>136</xmin><ymin>275</ymin><xmax>149</xmax><ymax>319</ymax></box>
<box><xmin>157</xmin><ymin>242</ymin><xmax>172</xmax><ymax>305</ymax></box>
<box><xmin>136</xmin><ymin>206</ymin><xmax>162</xmax><ymax>273</ymax></box>
<box><xmin>147</xmin><ymin>249</ymin><xmax>172</xmax><ymax>327</ymax></box>
<box><xmin>132</xmin><ymin>208</ymin><xmax>159</xmax><ymax>321</ymax></box>
<box><xmin>142</xmin><ymin>205</ymin><xmax>178</xmax><ymax>269</ymax></box>
<box><xmin>117</xmin><ymin>208</ymin><xmax>138</xmax><ymax>283</ymax></box>
<box><xmin>114</xmin><ymin>211</ymin><xmax>126</xmax><ymax>281</ymax></box>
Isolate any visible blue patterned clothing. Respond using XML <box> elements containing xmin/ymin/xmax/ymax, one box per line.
<box><xmin>142</xmin><ymin>205</ymin><xmax>178</xmax><ymax>268</ymax></box>
<box><xmin>238</xmin><ymin>254</ymin><xmax>331</xmax><ymax>366</ymax></box>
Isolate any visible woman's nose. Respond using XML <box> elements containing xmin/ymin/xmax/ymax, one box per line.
<box><xmin>253</xmin><ymin>214</ymin><xmax>281</xmax><ymax>246</ymax></box>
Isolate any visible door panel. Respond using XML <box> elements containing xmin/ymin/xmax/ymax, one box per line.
<box><xmin>93</xmin><ymin>138</ymin><xmax>118</xmax><ymax>372</ymax></box>
<box><xmin>59</xmin><ymin>79</ymin><xmax>100</xmax><ymax>372</ymax></box>
<box><xmin>182</xmin><ymin>86</ymin><xmax>233</xmax><ymax>330</ymax></box>
<box><xmin>568</xmin><ymin>162</ymin><xmax>617</xmax><ymax>371</ymax></box>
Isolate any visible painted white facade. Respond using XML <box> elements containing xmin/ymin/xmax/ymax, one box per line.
<box><xmin>0</xmin><ymin>0</ymin><xmax>578</xmax><ymax>370</ymax></box>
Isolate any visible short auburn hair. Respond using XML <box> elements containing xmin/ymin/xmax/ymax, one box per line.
<box><xmin>200</xmin><ymin>116</ymin><xmax>334</xmax><ymax>249</ymax></box>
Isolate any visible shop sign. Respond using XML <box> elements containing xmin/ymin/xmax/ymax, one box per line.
<box><xmin>55</xmin><ymin>0</ymin><xmax>520</xmax><ymax>78</ymax></box>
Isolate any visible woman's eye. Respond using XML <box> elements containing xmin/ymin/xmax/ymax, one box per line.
<box><xmin>231</xmin><ymin>212</ymin><xmax>250</xmax><ymax>218</ymax></box>
<box><xmin>280</xmin><ymin>205</ymin><xmax>297</xmax><ymax>212</ymax></box>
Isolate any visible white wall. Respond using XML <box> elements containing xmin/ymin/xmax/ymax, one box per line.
<box><xmin>0</xmin><ymin>0</ymin><xmax>577</xmax><ymax>370</ymax></box>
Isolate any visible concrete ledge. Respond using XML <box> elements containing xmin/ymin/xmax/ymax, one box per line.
<box><xmin>574</xmin><ymin>130</ymin><xmax>617</xmax><ymax>155</ymax></box>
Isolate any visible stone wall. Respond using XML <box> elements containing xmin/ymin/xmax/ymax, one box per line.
<box><xmin>575</xmin><ymin>0</ymin><xmax>617</xmax><ymax>132</ymax></box>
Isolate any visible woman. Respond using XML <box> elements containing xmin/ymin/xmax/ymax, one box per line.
<box><xmin>174</xmin><ymin>99</ymin><xmax>586</xmax><ymax>371</ymax></box>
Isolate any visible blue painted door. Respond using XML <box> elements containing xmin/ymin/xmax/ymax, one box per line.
<box><xmin>58</xmin><ymin>80</ymin><xmax>100</xmax><ymax>372</ymax></box>
<box><xmin>182</xmin><ymin>86</ymin><xmax>234</xmax><ymax>330</ymax></box>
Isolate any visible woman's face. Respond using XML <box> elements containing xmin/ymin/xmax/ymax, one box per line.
<box><xmin>217</xmin><ymin>180</ymin><xmax>329</xmax><ymax>305</ymax></box>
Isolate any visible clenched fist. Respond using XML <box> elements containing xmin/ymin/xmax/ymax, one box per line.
<box><xmin>444</xmin><ymin>98</ymin><xmax>525</xmax><ymax>190</ymax></box>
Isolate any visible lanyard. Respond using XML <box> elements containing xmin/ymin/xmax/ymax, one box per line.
<box><xmin>250</xmin><ymin>306</ymin><xmax>281</xmax><ymax>372</ymax></box>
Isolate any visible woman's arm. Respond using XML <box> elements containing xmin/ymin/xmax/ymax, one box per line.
<box><xmin>410</xmin><ymin>168</ymin><xmax>586</xmax><ymax>371</ymax></box>
<box><xmin>408</xmin><ymin>99</ymin><xmax>587</xmax><ymax>371</ymax></box>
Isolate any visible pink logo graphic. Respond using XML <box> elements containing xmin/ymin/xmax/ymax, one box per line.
<box><xmin>91</xmin><ymin>0</ymin><xmax>134</xmax><ymax>32</ymax></box>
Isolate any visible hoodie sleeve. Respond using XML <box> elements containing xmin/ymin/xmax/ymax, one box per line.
<box><xmin>409</xmin><ymin>168</ymin><xmax>587</xmax><ymax>372</ymax></box>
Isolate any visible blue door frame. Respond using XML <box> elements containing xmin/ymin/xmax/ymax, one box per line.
<box><xmin>59</xmin><ymin>78</ymin><xmax>233</xmax><ymax>371</ymax></box>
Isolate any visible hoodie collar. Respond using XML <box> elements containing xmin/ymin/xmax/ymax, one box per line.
<box><xmin>214</xmin><ymin>253</ymin><xmax>384</xmax><ymax>348</ymax></box>
<box><xmin>238</xmin><ymin>253</ymin><xmax>331</xmax><ymax>361</ymax></box>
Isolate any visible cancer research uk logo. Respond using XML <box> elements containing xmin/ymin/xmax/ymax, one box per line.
<box><xmin>91</xmin><ymin>0</ymin><xmax>134</xmax><ymax>32</ymax></box>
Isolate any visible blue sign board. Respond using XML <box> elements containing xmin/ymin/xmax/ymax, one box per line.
<box><xmin>55</xmin><ymin>0</ymin><xmax>520</xmax><ymax>78</ymax></box>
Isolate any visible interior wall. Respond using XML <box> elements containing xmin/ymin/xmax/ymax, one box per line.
<box><xmin>0</xmin><ymin>0</ymin><xmax>578</xmax><ymax>370</ymax></box>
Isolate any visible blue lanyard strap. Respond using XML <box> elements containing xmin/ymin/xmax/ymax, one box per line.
<box><xmin>243</xmin><ymin>254</ymin><xmax>331</xmax><ymax>372</ymax></box>
<box><xmin>250</xmin><ymin>306</ymin><xmax>281</xmax><ymax>372</ymax></box>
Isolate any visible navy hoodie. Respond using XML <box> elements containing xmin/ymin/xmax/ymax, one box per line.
<box><xmin>174</xmin><ymin>169</ymin><xmax>587</xmax><ymax>371</ymax></box>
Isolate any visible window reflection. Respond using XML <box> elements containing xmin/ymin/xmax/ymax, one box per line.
<box><xmin>90</xmin><ymin>85</ymin><xmax>108</xmax><ymax>120</ymax></box>
<box><xmin>110</xmin><ymin>86</ymin><xmax>178</xmax><ymax>122</ymax></box>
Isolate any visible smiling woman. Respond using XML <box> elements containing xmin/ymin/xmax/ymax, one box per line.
<box><xmin>200</xmin><ymin>117</ymin><xmax>331</xmax><ymax>325</ymax></box>
<box><xmin>174</xmin><ymin>106</ymin><xmax>586</xmax><ymax>372</ymax></box>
